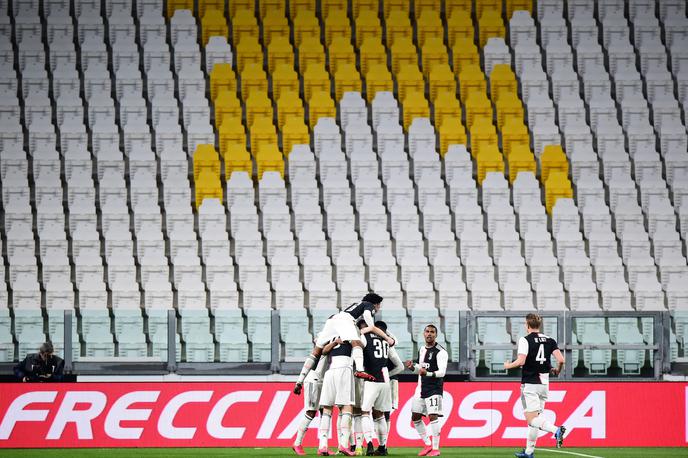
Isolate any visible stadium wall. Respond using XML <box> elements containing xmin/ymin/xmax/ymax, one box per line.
<box><xmin>0</xmin><ymin>382</ymin><xmax>685</xmax><ymax>448</ymax></box>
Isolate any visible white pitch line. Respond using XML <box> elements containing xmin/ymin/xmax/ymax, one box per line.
<box><xmin>539</xmin><ymin>449</ymin><xmax>604</xmax><ymax>458</ymax></box>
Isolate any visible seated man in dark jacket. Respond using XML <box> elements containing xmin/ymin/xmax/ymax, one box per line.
<box><xmin>14</xmin><ymin>342</ymin><xmax>65</xmax><ymax>382</ymax></box>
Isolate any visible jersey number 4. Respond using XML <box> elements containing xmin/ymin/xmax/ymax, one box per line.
<box><xmin>535</xmin><ymin>344</ymin><xmax>546</xmax><ymax>364</ymax></box>
<box><xmin>373</xmin><ymin>339</ymin><xmax>389</xmax><ymax>358</ymax></box>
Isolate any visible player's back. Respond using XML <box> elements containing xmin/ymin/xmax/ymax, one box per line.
<box><xmin>519</xmin><ymin>332</ymin><xmax>558</xmax><ymax>384</ymax></box>
<box><xmin>343</xmin><ymin>301</ymin><xmax>375</xmax><ymax>321</ymax></box>
<box><xmin>362</xmin><ymin>332</ymin><xmax>390</xmax><ymax>382</ymax></box>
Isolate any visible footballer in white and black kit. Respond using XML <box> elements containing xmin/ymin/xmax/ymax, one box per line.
<box><xmin>406</xmin><ymin>324</ymin><xmax>448</xmax><ymax>457</ymax></box>
<box><xmin>504</xmin><ymin>313</ymin><xmax>566</xmax><ymax>458</ymax></box>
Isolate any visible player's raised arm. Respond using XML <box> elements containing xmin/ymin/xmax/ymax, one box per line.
<box><xmin>322</xmin><ymin>337</ymin><xmax>342</xmax><ymax>355</ymax></box>
<box><xmin>426</xmin><ymin>348</ymin><xmax>448</xmax><ymax>378</ymax></box>
<box><xmin>388</xmin><ymin>346</ymin><xmax>404</xmax><ymax>377</ymax></box>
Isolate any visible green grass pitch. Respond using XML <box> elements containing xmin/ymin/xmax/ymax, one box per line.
<box><xmin>0</xmin><ymin>448</ymin><xmax>686</xmax><ymax>458</ymax></box>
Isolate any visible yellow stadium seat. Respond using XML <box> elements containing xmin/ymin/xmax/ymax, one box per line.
<box><xmin>236</xmin><ymin>36</ymin><xmax>263</xmax><ymax>73</ymax></box>
<box><xmin>227</xmin><ymin>0</ymin><xmax>252</xmax><ymax>17</ymax></box>
<box><xmin>469</xmin><ymin>118</ymin><xmax>498</xmax><ymax>159</ymax></box>
<box><xmin>293</xmin><ymin>10</ymin><xmax>319</xmax><ymax>47</ymax></box>
<box><xmin>421</xmin><ymin>37</ymin><xmax>449</xmax><ymax>76</ymax></box>
<box><xmin>359</xmin><ymin>38</ymin><xmax>387</xmax><ymax>76</ymax></box>
<box><xmin>365</xmin><ymin>64</ymin><xmax>394</xmax><ymax>102</ymax></box>
<box><xmin>390</xmin><ymin>37</ymin><xmax>418</xmax><ymax>75</ymax></box>
<box><xmin>545</xmin><ymin>171</ymin><xmax>573</xmax><ymax>214</ymax></box>
<box><xmin>219</xmin><ymin>117</ymin><xmax>247</xmax><ymax>155</ymax></box>
<box><xmin>224</xmin><ymin>142</ymin><xmax>253</xmax><ymax>177</ymax></box>
<box><xmin>402</xmin><ymin>91</ymin><xmax>430</xmax><ymax>130</ymax></box>
<box><xmin>355</xmin><ymin>9</ymin><xmax>382</xmax><ymax>48</ymax></box>
<box><xmin>383</xmin><ymin>0</ymin><xmax>409</xmax><ymax>19</ymax></box>
<box><xmin>476</xmin><ymin>0</ymin><xmax>502</xmax><ymax>19</ymax></box>
<box><xmin>256</xmin><ymin>143</ymin><xmax>285</xmax><ymax>179</ymax></box>
<box><xmin>325</xmin><ymin>9</ymin><xmax>350</xmax><ymax>46</ymax></box>
<box><xmin>458</xmin><ymin>64</ymin><xmax>487</xmax><ymax>102</ymax></box>
<box><xmin>262</xmin><ymin>9</ymin><xmax>290</xmax><ymax>44</ymax></box>
<box><xmin>281</xmin><ymin>117</ymin><xmax>310</xmax><ymax>156</ymax></box>
<box><xmin>540</xmin><ymin>145</ymin><xmax>569</xmax><ymax>184</ymax></box>
<box><xmin>490</xmin><ymin>65</ymin><xmax>518</xmax><ymax>102</ymax></box>
<box><xmin>250</xmin><ymin>116</ymin><xmax>279</xmax><ymax>155</ymax></box>
<box><xmin>322</xmin><ymin>0</ymin><xmax>348</xmax><ymax>18</ymax></box>
<box><xmin>277</xmin><ymin>90</ymin><xmax>305</xmax><ymax>131</ymax></box>
<box><xmin>507</xmin><ymin>145</ymin><xmax>536</xmax><ymax>183</ymax></box>
<box><xmin>259</xmin><ymin>0</ymin><xmax>285</xmax><ymax>19</ymax></box>
<box><xmin>495</xmin><ymin>92</ymin><xmax>524</xmax><ymax>129</ymax></box>
<box><xmin>167</xmin><ymin>0</ymin><xmax>193</xmax><ymax>18</ymax></box>
<box><xmin>478</xmin><ymin>10</ymin><xmax>505</xmax><ymax>47</ymax></box>
<box><xmin>328</xmin><ymin>36</ymin><xmax>357</xmax><ymax>75</ymax></box>
<box><xmin>232</xmin><ymin>8</ymin><xmax>258</xmax><ymax>45</ymax></box>
<box><xmin>428</xmin><ymin>63</ymin><xmax>455</xmax><ymax>101</ymax></box>
<box><xmin>397</xmin><ymin>65</ymin><xmax>424</xmax><ymax>103</ymax></box>
<box><xmin>445</xmin><ymin>0</ymin><xmax>473</xmax><ymax>17</ymax></box>
<box><xmin>465</xmin><ymin>92</ymin><xmax>493</xmax><ymax>129</ymax></box>
<box><xmin>476</xmin><ymin>144</ymin><xmax>505</xmax><ymax>184</ymax></box>
<box><xmin>501</xmin><ymin>119</ymin><xmax>530</xmax><ymax>159</ymax></box>
<box><xmin>414</xmin><ymin>0</ymin><xmax>438</xmax><ymax>19</ymax></box>
<box><xmin>439</xmin><ymin>118</ymin><xmax>467</xmax><ymax>156</ymax></box>
<box><xmin>352</xmin><ymin>0</ymin><xmax>378</xmax><ymax>17</ymax></box>
<box><xmin>199</xmin><ymin>0</ymin><xmax>225</xmax><ymax>16</ymax></box>
<box><xmin>416</xmin><ymin>10</ymin><xmax>443</xmax><ymax>47</ymax></box>
<box><xmin>201</xmin><ymin>9</ymin><xmax>228</xmax><ymax>45</ymax></box>
<box><xmin>506</xmin><ymin>0</ymin><xmax>533</xmax><ymax>20</ymax></box>
<box><xmin>193</xmin><ymin>144</ymin><xmax>221</xmax><ymax>182</ymax></box>
<box><xmin>267</xmin><ymin>36</ymin><xmax>294</xmax><ymax>74</ymax></box>
<box><xmin>290</xmin><ymin>0</ymin><xmax>316</xmax><ymax>19</ymax></box>
<box><xmin>385</xmin><ymin>9</ymin><xmax>412</xmax><ymax>46</ymax></box>
<box><xmin>447</xmin><ymin>10</ymin><xmax>473</xmax><ymax>47</ymax></box>
<box><xmin>209</xmin><ymin>63</ymin><xmax>237</xmax><ymax>102</ymax></box>
<box><xmin>245</xmin><ymin>90</ymin><xmax>273</xmax><ymax>127</ymax></box>
<box><xmin>303</xmin><ymin>65</ymin><xmax>331</xmax><ymax>101</ymax></box>
<box><xmin>271</xmin><ymin>64</ymin><xmax>300</xmax><ymax>101</ymax></box>
<box><xmin>334</xmin><ymin>63</ymin><xmax>363</xmax><ymax>101</ymax></box>
<box><xmin>433</xmin><ymin>91</ymin><xmax>462</xmax><ymax>128</ymax></box>
<box><xmin>213</xmin><ymin>90</ymin><xmax>242</xmax><ymax>128</ymax></box>
<box><xmin>451</xmin><ymin>38</ymin><xmax>480</xmax><ymax>74</ymax></box>
<box><xmin>240</xmin><ymin>63</ymin><xmax>269</xmax><ymax>101</ymax></box>
<box><xmin>308</xmin><ymin>91</ymin><xmax>336</xmax><ymax>128</ymax></box>
<box><xmin>298</xmin><ymin>35</ymin><xmax>326</xmax><ymax>73</ymax></box>
<box><xmin>195</xmin><ymin>170</ymin><xmax>223</xmax><ymax>209</ymax></box>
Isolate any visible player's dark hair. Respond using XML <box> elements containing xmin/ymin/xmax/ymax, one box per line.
<box><xmin>526</xmin><ymin>313</ymin><xmax>542</xmax><ymax>330</ymax></box>
<box><xmin>40</xmin><ymin>342</ymin><xmax>53</xmax><ymax>354</ymax></box>
<box><xmin>374</xmin><ymin>320</ymin><xmax>387</xmax><ymax>332</ymax></box>
<box><xmin>362</xmin><ymin>293</ymin><xmax>383</xmax><ymax>304</ymax></box>
<box><xmin>424</xmin><ymin>324</ymin><xmax>437</xmax><ymax>333</ymax></box>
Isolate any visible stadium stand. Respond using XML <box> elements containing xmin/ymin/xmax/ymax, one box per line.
<box><xmin>0</xmin><ymin>0</ymin><xmax>685</xmax><ymax>376</ymax></box>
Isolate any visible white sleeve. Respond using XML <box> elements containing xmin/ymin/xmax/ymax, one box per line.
<box><xmin>362</xmin><ymin>309</ymin><xmax>375</xmax><ymax>327</ymax></box>
<box><xmin>360</xmin><ymin>334</ymin><xmax>368</xmax><ymax>348</ymax></box>
<box><xmin>433</xmin><ymin>349</ymin><xmax>448</xmax><ymax>378</ymax></box>
<box><xmin>517</xmin><ymin>337</ymin><xmax>529</xmax><ymax>356</ymax></box>
<box><xmin>314</xmin><ymin>355</ymin><xmax>329</xmax><ymax>379</ymax></box>
<box><xmin>388</xmin><ymin>347</ymin><xmax>404</xmax><ymax>377</ymax></box>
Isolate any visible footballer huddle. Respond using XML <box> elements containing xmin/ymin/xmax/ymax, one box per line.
<box><xmin>291</xmin><ymin>294</ymin><xmax>567</xmax><ymax>458</ymax></box>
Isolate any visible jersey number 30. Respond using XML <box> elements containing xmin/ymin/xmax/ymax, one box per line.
<box><xmin>373</xmin><ymin>339</ymin><xmax>389</xmax><ymax>358</ymax></box>
<box><xmin>535</xmin><ymin>344</ymin><xmax>546</xmax><ymax>364</ymax></box>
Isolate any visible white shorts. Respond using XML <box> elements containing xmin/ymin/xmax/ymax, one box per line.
<box><xmin>304</xmin><ymin>379</ymin><xmax>323</xmax><ymax>411</ymax></box>
<box><xmin>320</xmin><ymin>366</ymin><xmax>354</xmax><ymax>407</ymax></box>
<box><xmin>390</xmin><ymin>379</ymin><xmax>399</xmax><ymax>410</ymax></box>
<box><xmin>411</xmin><ymin>395</ymin><xmax>443</xmax><ymax>417</ymax></box>
<box><xmin>521</xmin><ymin>383</ymin><xmax>548</xmax><ymax>413</ymax></box>
<box><xmin>361</xmin><ymin>381</ymin><xmax>392</xmax><ymax>413</ymax></box>
<box><xmin>315</xmin><ymin>312</ymin><xmax>361</xmax><ymax>347</ymax></box>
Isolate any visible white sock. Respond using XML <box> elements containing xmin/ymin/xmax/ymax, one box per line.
<box><xmin>319</xmin><ymin>412</ymin><xmax>331</xmax><ymax>449</ymax></box>
<box><xmin>336</xmin><ymin>411</ymin><xmax>342</xmax><ymax>445</ymax></box>
<box><xmin>297</xmin><ymin>354</ymin><xmax>317</xmax><ymax>384</ymax></box>
<box><xmin>374</xmin><ymin>416</ymin><xmax>388</xmax><ymax>446</ymax></box>
<box><xmin>430</xmin><ymin>419</ymin><xmax>441</xmax><ymax>450</ymax></box>
<box><xmin>530</xmin><ymin>416</ymin><xmax>558</xmax><ymax>434</ymax></box>
<box><xmin>354</xmin><ymin>415</ymin><xmax>363</xmax><ymax>447</ymax></box>
<box><xmin>525</xmin><ymin>425</ymin><xmax>538</xmax><ymax>454</ymax></box>
<box><xmin>338</xmin><ymin>412</ymin><xmax>352</xmax><ymax>449</ymax></box>
<box><xmin>352</xmin><ymin>346</ymin><xmax>364</xmax><ymax>371</ymax></box>
<box><xmin>413</xmin><ymin>419</ymin><xmax>431</xmax><ymax>446</ymax></box>
<box><xmin>294</xmin><ymin>413</ymin><xmax>314</xmax><ymax>446</ymax></box>
<box><xmin>361</xmin><ymin>413</ymin><xmax>378</xmax><ymax>446</ymax></box>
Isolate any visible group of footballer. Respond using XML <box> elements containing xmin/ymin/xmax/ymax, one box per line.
<box><xmin>291</xmin><ymin>294</ymin><xmax>567</xmax><ymax>458</ymax></box>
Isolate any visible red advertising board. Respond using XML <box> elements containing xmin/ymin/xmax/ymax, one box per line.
<box><xmin>0</xmin><ymin>382</ymin><xmax>685</xmax><ymax>448</ymax></box>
